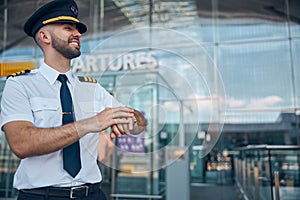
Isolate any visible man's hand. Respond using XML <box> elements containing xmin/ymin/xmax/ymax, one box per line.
<box><xmin>110</xmin><ymin>109</ymin><xmax>147</xmax><ymax>138</ymax></box>
<box><xmin>96</xmin><ymin>107</ymin><xmax>134</xmax><ymax>132</ymax></box>
<box><xmin>77</xmin><ymin>106</ymin><xmax>134</xmax><ymax>137</ymax></box>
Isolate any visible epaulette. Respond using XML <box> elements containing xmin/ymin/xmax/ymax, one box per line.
<box><xmin>78</xmin><ymin>76</ymin><xmax>97</xmax><ymax>83</ymax></box>
<box><xmin>7</xmin><ymin>69</ymin><xmax>31</xmax><ymax>79</ymax></box>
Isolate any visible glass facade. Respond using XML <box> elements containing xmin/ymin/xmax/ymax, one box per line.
<box><xmin>0</xmin><ymin>0</ymin><xmax>300</xmax><ymax>199</ymax></box>
<box><xmin>234</xmin><ymin>146</ymin><xmax>300</xmax><ymax>200</ymax></box>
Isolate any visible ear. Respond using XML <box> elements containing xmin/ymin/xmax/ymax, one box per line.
<box><xmin>37</xmin><ymin>29</ymin><xmax>51</xmax><ymax>44</ymax></box>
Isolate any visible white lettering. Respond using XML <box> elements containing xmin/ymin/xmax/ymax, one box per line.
<box><xmin>86</xmin><ymin>55</ymin><xmax>98</xmax><ymax>72</ymax></box>
<box><xmin>72</xmin><ymin>58</ymin><xmax>87</xmax><ymax>72</ymax></box>
<box><xmin>73</xmin><ymin>51</ymin><xmax>158</xmax><ymax>72</ymax></box>
<box><xmin>135</xmin><ymin>52</ymin><xmax>147</xmax><ymax>69</ymax></box>
<box><xmin>123</xmin><ymin>53</ymin><xmax>135</xmax><ymax>70</ymax></box>
<box><xmin>147</xmin><ymin>52</ymin><xmax>158</xmax><ymax>68</ymax></box>
<box><xmin>97</xmin><ymin>54</ymin><xmax>110</xmax><ymax>71</ymax></box>
<box><xmin>109</xmin><ymin>54</ymin><xmax>122</xmax><ymax>71</ymax></box>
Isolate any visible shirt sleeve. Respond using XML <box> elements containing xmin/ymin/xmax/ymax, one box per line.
<box><xmin>98</xmin><ymin>84</ymin><xmax>124</xmax><ymax>108</ymax></box>
<box><xmin>1</xmin><ymin>78</ymin><xmax>34</xmax><ymax>129</ymax></box>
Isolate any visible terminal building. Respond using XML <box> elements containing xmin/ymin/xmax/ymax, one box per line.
<box><xmin>0</xmin><ymin>0</ymin><xmax>300</xmax><ymax>199</ymax></box>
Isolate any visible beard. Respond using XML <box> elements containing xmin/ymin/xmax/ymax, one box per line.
<box><xmin>51</xmin><ymin>33</ymin><xmax>81</xmax><ymax>59</ymax></box>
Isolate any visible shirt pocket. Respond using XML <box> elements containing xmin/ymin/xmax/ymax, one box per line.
<box><xmin>30</xmin><ymin>97</ymin><xmax>61</xmax><ymax>127</ymax></box>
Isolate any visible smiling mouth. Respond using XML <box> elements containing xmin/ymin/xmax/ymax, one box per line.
<box><xmin>69</xmin><ymin>39</ymin><xmax>80</xmax><ymax>49</ymax></box>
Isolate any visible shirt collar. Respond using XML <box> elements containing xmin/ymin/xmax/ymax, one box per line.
<box><xmin>39</xmin><ymin>62</ymin><xmax>76</xmax><ymax>85</ymax></box>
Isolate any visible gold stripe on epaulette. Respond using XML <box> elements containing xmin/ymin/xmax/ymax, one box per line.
<box><xmin>6</xmin><ymin>69</ymin><xmax>31</xmax><ymax>79</ymax></box>
<box><xmin>78</xmin><ymin>76</ymin><xmax>97</xmax><ymax>83</ymax></box>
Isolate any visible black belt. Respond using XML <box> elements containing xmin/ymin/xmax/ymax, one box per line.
<box><xmin>21</xmin><ymin>183</ymin><xmax>101</xmax><ymax>199</ymax></box>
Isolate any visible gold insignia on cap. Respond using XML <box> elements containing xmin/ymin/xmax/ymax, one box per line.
<box><xmin>71</xmin><ymin>6</ymin><xmax>78</xmax><ymax>15</ymax></box>
<box><xmin>78</xmin><ymin>76</ymin><xmax>97</xmax><ymax>83</ymax></box>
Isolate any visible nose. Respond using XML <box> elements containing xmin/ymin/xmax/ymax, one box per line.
<box><xmin>70</xmin><ymin>24</ymin><xmax>81</xmax><ymax>37</ymax></box>
<box><xmin>74</xmin><ymin>27</ymin><xmax>81</xmax><ymax>37</ymax></box>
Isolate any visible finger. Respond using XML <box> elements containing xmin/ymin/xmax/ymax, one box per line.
<box><xmin>117</xmin><ymin>106</ymin><xmax>135</xmax><ymax>113</ymax></box>
<box><xmin>116</xmin><ymin>123</ymin><xmax>125</xmax><ymax>134</ymax></box>
<box><xmin>116</xmin><ymin>117</ymin><xmax>134</xmax><ymax>135</ymax></box>
<box><xmin>128</xmin><ymin>117</ymin><xmax>134</xmax><ymax>131</ymax></box>
<box><xmin>111</xmin><ymin>124</ymin><xmax>122</xmax><ymax>138</ymax></box>
<box><xmin>121</xmin><ymin>121</ymin><xmax>130</xmax><ymax>135</ymax></box>
<box><xmin>111</xmin><ymin>107</ymin><xmax>134</xmax><ymax>119</ymax></box>
<box><xmin>110</xmin><ymin>132</ymin><xmax>116</xmax><ymax>139</ymax></box>
<box><xmin>113</xmin><ymin>117</ymin><xmax>133</xmax><ymax>125</ymax></box>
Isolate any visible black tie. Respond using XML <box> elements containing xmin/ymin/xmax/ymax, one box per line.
<box><xmin>57</xmin><ymin>74</ymin><xmax>81</xmax><ymax>177</ymax></box>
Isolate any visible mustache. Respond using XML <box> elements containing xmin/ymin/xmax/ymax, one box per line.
<box><xmin>68</xmin><ymin>36</ymin><xmax>80</xmax><ymax>43</ymax></box>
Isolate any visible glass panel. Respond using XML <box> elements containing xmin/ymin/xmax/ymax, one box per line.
<box><xmin>0</xmin><ymin>134</ymin><xmax>19</xmax><ymax>197</ymax></box>
<box><xmin>217</xmin><ymin>0</ymin><xmax>288</xmax><ymax>42</ymax></box>
<box><xmin>260</xmin><ymin>150</ymin><xmax>273</xmax><ymax>200</ymax></box>
<box><xmin>113</xmin><ymin>73</ymin><xmax>162</xmax><ymax>195</ymax></box>
<box><xmin>98</xmin><ymin>76</ymin><xmax>116</xmax><ymax>92</ymax></box>
<box><xmin>152</xmin><ymin>0</ymin><xmax>215</xmax><ymax>44</ymax></box>
<box><xmin>218</xmin><ymin>23</ymin><xmax>289</xmax><ymax>43</ymax></box>
<box><xmin>219</xmin><ymin>41</ymin><xmax>293</xmax><ymax>112</ymax></box>
<box><xmin>289</xmin><ymin>0</ymin><xmax>300</xmax><ymax>37</ymax></box>
<box><xmin>290</xmin><ymin>23</ymin><xmax>300</xmax><ymax>38</ymax></box>
<box><xmin>174</xmin><ymin>23</ymin><xmax>215</xmax><ymax>45</ymax></box>
<box><xmin>234</xmin><ymin>147</ymin><xmax>300</xmax><ymax>200</ymax></box>
<box><xmin>270</xmin><ymin>150</ymin><xmax>300</xmax><ymax>199</ymax></box>
<box><xmin>292</xmin><ymin>40</ymin><xmax>300</xmax><ymax>109</ymax></box>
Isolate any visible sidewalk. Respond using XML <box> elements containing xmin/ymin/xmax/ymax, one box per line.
<box><xmin>191</xmin><ymin>183</ymin><xmax>244</xmax><ymax>200</ymax></box>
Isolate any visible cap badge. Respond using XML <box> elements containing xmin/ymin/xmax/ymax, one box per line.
<box><xmin>71</xmin><ymin>6</ymin><xmax>78</xmax><ymax>15</ymax></box>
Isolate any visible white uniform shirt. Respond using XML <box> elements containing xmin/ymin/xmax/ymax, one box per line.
<box><xmin>1</xmin><ymin>63</ymin><xmax>120</xmax><ymax>189</ymax></box>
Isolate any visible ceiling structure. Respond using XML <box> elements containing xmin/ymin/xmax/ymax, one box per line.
<box><xmin>0</xmin><ymin>0</ymin><xmax>299</xmax><ymax>54</ymax></box>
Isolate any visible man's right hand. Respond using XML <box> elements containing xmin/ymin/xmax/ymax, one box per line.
<box><xmin>78</xmin><ymin>106</ymin><xmax>135</xmax><ymax>138</ymax></box>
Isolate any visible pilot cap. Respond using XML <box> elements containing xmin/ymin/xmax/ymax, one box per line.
<box><xmin>24</xmin><ymin>0</ymin><xmax>87</xmax><ymax>37</ymax></box>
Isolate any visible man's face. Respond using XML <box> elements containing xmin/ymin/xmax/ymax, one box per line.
<box><xmin>50</xmin><ymin>23</ymin><xmax>81</xmax><ymax>59</ymax></box>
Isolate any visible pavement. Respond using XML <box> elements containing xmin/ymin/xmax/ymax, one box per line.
<box><xmin>191</xmin><ymin>183</ymin><xmax>244</xmax><ymax>200</ymax></box>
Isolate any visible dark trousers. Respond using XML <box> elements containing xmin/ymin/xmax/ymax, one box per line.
<box><xmin>17</xmin><ymin>187</ymin><xmax>107</xmax><ymax>200</ymax></box>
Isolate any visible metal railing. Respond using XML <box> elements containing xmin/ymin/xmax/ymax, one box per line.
<box><xmin>234</xmin><ymin>145</ymin><xmax>300</xmax><ymax>200</ymax></box>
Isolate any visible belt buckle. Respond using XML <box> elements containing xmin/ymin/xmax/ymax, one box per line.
<box><xmin>70</xmin><ymin>185</ymin><xmax>89</xmax><ymax>199</ymax></box>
